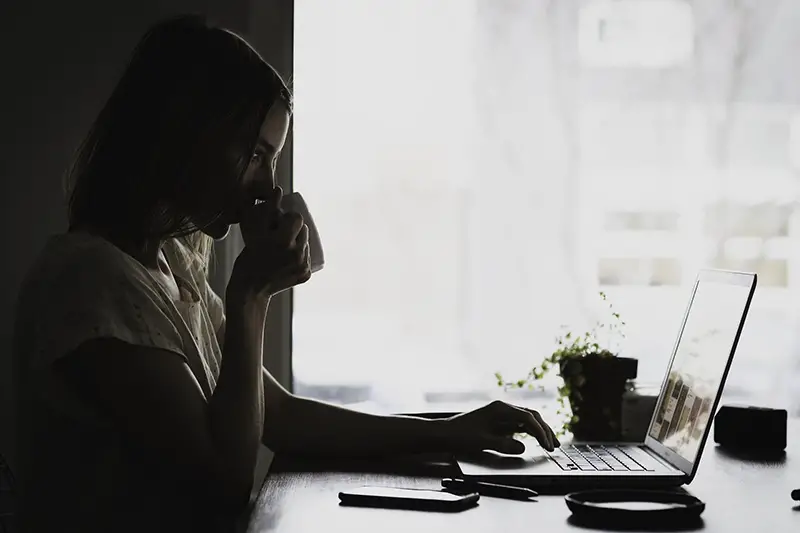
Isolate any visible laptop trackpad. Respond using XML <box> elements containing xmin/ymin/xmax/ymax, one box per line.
<box><xmin>456</xmin><ymin>449</ymin><xmax>564</xmax><ymax>476</ymax></box>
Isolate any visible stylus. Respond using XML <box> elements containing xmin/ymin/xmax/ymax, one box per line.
<box><xmin>442</xmin><ymin>478</ymin><xmax>538</xmax><ymax>500</ymax></box>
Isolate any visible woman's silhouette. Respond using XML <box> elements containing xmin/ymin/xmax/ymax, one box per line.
<box><xmin>12</xmin><ymin>15</ymin><xmax>557</xmax><ymax>532</ymax></box>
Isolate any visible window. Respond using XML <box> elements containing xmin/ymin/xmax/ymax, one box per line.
<box><xmin>292</xmin><ymin>0</ymin><xmax>800</xmax><ymax>417</ymax></box>
<box><xmin>578</xmin><ymin>0</ymin><xmax>694</xmax><ymax>68</ymax></box>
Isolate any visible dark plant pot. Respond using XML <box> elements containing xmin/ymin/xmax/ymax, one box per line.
<box><xmin>559</xmin><ymin>355</ymin><xmax>638</xmax><ymax>442</ymax></box>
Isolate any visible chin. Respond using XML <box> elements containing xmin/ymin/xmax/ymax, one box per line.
<box><xmin>201</xmin><ymin>220</ymin><xmax>232</xmax><ymax>241</ymax></box>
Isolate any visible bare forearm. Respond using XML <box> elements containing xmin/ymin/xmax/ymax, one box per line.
<box><xmin>207</xmin><ymin>292</ymin><xmax>267</xmax><ymax>494</ymax></box>
<box><xmin>265</xmin><ymin>395</ymin><xmax>450</xmax><ymax>457</ymax></box>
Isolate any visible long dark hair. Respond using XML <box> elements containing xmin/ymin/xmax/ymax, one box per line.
<box><xmin>65</xmin><ymin>14</ymin><xmax>292</xmax><ymax>268</ymax></box>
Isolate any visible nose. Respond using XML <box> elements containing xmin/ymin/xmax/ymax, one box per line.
<box><xmin>248</xmin><ymin>173</ymin><xmax>278</xmax><ymax>200</ymax></box>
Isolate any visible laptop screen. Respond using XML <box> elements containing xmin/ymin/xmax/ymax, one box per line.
<box><xmin>647</xmin><ymin>276</ymin><xmax>753</xmax><ymax>464</ymax></box>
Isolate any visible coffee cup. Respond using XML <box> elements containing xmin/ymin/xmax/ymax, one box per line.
<box><xmin>280</xmin><ymin>191</ymin><xmax>324</xmax><ymax>273</ymax></box>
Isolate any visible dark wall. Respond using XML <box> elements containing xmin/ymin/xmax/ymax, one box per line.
<box><xmin>0</xmin><ymin>0</ymin><xmax>254</xmax><ymax>469</ymax></box>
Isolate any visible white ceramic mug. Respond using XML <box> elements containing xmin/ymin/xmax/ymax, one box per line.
<box><xmin>239</xmin><ymin>191</ymin><xmax>325</xmax><ymax>273</ymax></box>
<box><xmin>280</xmin><ymin>191</ymin><xmax>325</xmax><ymax>273</ymax></box>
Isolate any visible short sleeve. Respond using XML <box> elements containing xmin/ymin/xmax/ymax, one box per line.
<box><xmin>21</xmin><ymin>244</ymin><xmax>187</xmax><ymax>370</ymax></box>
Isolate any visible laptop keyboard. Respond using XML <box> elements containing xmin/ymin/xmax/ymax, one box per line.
<box><xmin>546</xmin><ymin>444</ymin><xmax>650</xmax><ymax>472</ymax></box>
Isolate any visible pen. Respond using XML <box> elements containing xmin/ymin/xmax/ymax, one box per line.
<box><xmin>792</xmin><ymin>489</ymin><xmax>799</xmax><ymax>501</ymax></box>
<box><xmin>442</xmin><ymin>478</ymin><xmax>538</xmax><ymax>500</ymax></box>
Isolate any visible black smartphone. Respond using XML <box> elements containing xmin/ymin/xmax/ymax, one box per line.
<box><xmin>338</xmin><ymin>486</ymin><xmax>479</xmax><ymax>512</ymax></box>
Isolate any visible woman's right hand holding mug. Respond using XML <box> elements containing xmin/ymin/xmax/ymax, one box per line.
<box><xmin>228</xmin><ymin>186</ymin><xmax>312</xmax><ymax>304</ymax></box>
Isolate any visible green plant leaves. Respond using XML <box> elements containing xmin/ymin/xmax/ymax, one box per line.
<box><xmin>493</xmin><ymin>290</ymin><xmax>627</xmax><ymax>436</ymax></box>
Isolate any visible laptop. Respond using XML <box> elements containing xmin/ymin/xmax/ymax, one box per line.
<box><xmin>456</xmin><ymin>269</ymin><xmax>757</xmax><ymax>490</ymax></box>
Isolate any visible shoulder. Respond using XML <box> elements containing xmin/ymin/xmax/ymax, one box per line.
<box><xmin>19</xmin><ymin>232</ymin><xmax>152</xmax><ymax>300</ymax></box>
<box><xmin>14</xmin><ymin>232</ymin><xmax>185</xmax><ymax>368</ymax></box>
<box><xmin>14</xmin><ymin>231</ymin><xmax>168</xmax><ymax>328</ymax></box>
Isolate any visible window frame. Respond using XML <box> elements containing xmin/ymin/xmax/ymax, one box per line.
<box><xmin>249</xmin><ymin>0</ymin><xmax>295</xmax><ymax>391</ymax></box>
<box><xmin>211</xmin><ymin>0</ymin><xmax>295</xmax><ymax>391</ymax></box>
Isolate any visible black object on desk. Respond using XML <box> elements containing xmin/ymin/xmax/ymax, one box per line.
<box><xmin>715</xmin><ymin>404</ymin><xmax>787</xmax><ymax>452</ymax></box>
<box><xmin>442</xmin><ymin>478</ymin><xmax>538</xmax><ymax>500</ymax></box>
<box><xmin>792</xmin><ymin>489</ymin><xmax>799</xmax><ymax>501</ymax></box>
<box><xmin>565</xmin><ymin>489</ymin><xmax>705</xmax><ymax>528</ymax></box>
<box><xmin>338</xmin><ymin>486</ymin><xmax>480</xmax><ymax>512</ymax></box>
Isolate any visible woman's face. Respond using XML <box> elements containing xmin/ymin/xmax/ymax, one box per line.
<box><xmin>200</xmin><ymin>102</ymin><xmax>291</xmax><ymax>240</ymax></box>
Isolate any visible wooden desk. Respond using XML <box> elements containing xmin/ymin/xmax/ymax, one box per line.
<box><xmin>246</xmin><ymin>420</ymin><xmax>800</xmax><ymax>533</ymax></box>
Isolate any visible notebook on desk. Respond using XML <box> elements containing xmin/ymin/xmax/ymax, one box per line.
<box><xmin>456</xmin><ymin>269</ymin><xmax>757</xmax><ymax>490</ymax></box>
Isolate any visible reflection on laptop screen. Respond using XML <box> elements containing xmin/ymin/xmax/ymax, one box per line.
<box><xmin>647</xmin><ymin>278</ymin><xmax>751</xmax><ymax>463</ymax></box>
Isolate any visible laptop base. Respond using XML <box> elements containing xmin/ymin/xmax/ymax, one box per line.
<box><xmin>456</xmin><ymin>442</ymin><xmax>685</xmax><ymax>492</ymax></box>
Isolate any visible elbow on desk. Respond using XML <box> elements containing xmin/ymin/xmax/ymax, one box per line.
<box><xmin>202</xmin><ymin>472</ymin><xmax>254</xmax><ymax>517</ymax></box>
<box><xmin>261</xmin><ymin>419</ymin><xmax>292</xmax><ymax>456</ymax></box>
<box><xmin>180</xmin><ymin>462</ymin><xmax>256</xmax><ymax>516</ymax></box>
<box><xmin>260</xmin><ymin>394</ymin><xmax>298</xmax><ymax>455</ymax></box>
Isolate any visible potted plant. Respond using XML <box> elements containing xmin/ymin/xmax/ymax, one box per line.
<box><xmin>495</xmin><ymin>292</ymin><xmax>637</xmax><ymax>441</ymax></box>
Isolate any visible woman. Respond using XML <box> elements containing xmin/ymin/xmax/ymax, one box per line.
<box><xmin>12</xmin><ymin>15</ymin><xmax>558</xmax><ymax>533</ymax></box>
